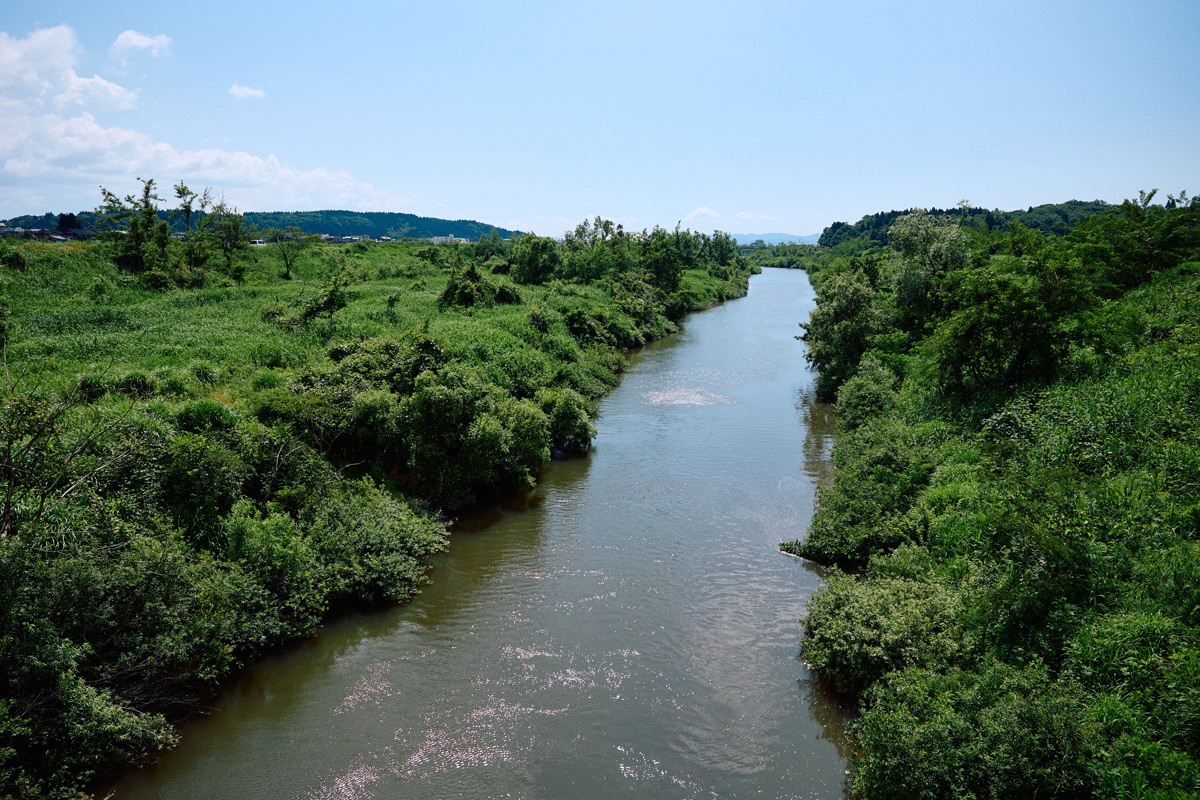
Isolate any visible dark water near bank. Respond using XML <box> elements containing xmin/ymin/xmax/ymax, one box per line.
<box><xmin>114</xmin><ymin>268</ymin><xmax>846</xmax><ymax>799</ymax></box>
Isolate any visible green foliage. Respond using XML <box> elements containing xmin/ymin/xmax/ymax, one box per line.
<box><xmin>852</xmin><ymin>661</ymin><xmax>1099</xmax><ymax>800</ymax></box>
<box><xmin>302</xmin><ymin>478</ymin><xmax>447</xmax><ymax>603</ymax></box>
<box><xmin>239</xmin><ymin>210</ymin><xmax>520</xmax><ymax>241</ymax></box>
<box><xmin>0</xmin><ymin>193</ymin><xmax>753</xmax><ymax>797</ymax></box>
<box><xmin>921</xmin><ymin>251</ymin><xmax>1099</xmax><ymax>397</ymax></box>
<box><xmin>799</xmin><ymin>268</ymin><xmax>884</xmax><ymax>399</ymax></box>
<box><xmin>802</xmin><ymin>573</ymin><xmax>963</xmax><ymax>696</ymax></box>
<box><xmin>510</xmin><ymin>233</ymin><xmax>562</xmax><ymax>285</ymax></box>
<box><xmin>397</xmin><ymin>365</ymin><xmax>550</xmax><ymax>507</ymax></box>
<box><xmin>536</xmin><ymin>386</ymin><xmax>596</xmax><ymax>456</ymax></box>
<box><xmin>438</xmin><ymin>262</ymin><xmax>521</xmax><ymax>309</ymax></box>
<box><xmin>792</xmin><ymin>192</ymin><xmax>1200</xmax><ymax>799</ymax></box>
<box><xmin>834</xmin><ymin>354</ymin><xmax>897</xmax><ymax>430</ymax></box>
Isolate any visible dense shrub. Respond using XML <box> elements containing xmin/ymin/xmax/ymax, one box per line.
<box><xmin>852</xmin><ymin>661</ymin><xmax>1098</xmax><ymax>800</ymax></box>
<box><xmin>793</xmin><ymin>198</ymin><xmax>1200</xmax><ymax>799</ymax></box>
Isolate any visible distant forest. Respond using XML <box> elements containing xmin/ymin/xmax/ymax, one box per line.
<box><xmin>241</xmin><ymin>211</ymin><xmax>521</xmax><ymax>240</ymax></box>
<box><xmin>2</xmin><ymin>209</ymin><xmax>520</xmax><ymax>241</ymax></box>
<box><xmin>818</xmin><ymin>199</ymin><xmax>1114</xmax><ymax>249</ymax></box>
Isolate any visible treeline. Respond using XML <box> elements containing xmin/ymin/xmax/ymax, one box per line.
<box><xmin>2</xmin><ymin>209</ymin><xmax>520</xmax><ymax>242</ymax></box>
<box><xmin>241</xmin><ymin>210</ymin><xmax>521</xmax><ymax>240</ymax></box>
<box><xmin>783</xmin><ymin>190</ymin><xmax>1200</xmax><ymax>798</ymax></box>
<box><xmin>818</xmin><ymin>199</ymin><xmax>1115</xmax><ymax>250</ymax></box>
<box><xmin>740</xmin><ymin>241</ymin><xmax>811</xmax><ymax>271</ymax></box>
<box><xmin>0</xmin><ymin>184</ymin><xmax>755</xmax><ymax>799</ymax></box>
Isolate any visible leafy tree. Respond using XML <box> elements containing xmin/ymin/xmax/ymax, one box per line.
<box><xmin>268</xmin><ymin>226</ymin><xmax>319</xmax><ymax>280</ymax></box>
<box><xmin>0</xmin><ymin>373</ymin><xmax>139</xmax><ymax>540</ymax></box>
<box><xmin>888</xmin><ymin>209</ymin><xmax>969</xmax><ymax>336</ymax></box>
<box><xmin>851</xmin><ymin>662</ymin><xmax>1098</xmax><ymax>799</ymax></box>
<box><xmin>55</xmin><ymin>213</ymin><xmax>78</xmax><ymax>233</ymax></box>
<box><xmin>799</xmin><ymin>269</ymin><xmax>884</xmax><ymax>399</ymax></box>
<box><xmin>640</xmin><ymin>225</ymin><xmax>684</xmax><ymax>293</ymax></box>
<box><xmin>561</xmin><ymin>217</ymin><xmax>636</xmax><ymax>282</ymax></box>
<box><xmin>475</xmin><ymin>228</ymin><xmax>509</xmax><ymax>265</ymax></box>
<box><xmin>97</xmin><ymin>178</ymin><xmax>169</xmax><ymax>272</ymax></box>
<box><xmin>172</xmin><ymin>182</ymin><xmax>214</xmax><ymax>274</ymax></box>
<box><xmin>510</xmin><ymin>233</ymin><xmax>562</xmax><ymax>285</ymax></box>
<box><xmin>210</xmin><ymin>201</ymin><xmax>255</xmax><ymax>281</ymax></box>
<box><xmin>1064</xmin><ymin>188</ymin><xmax>1200</xmax><ymax>295</ymax></box>
<box><xmin>921</xmin><ymin>251</ymin><xmax>1098</xmax><ymax>397</ymax></box>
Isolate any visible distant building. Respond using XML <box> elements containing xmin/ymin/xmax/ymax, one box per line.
<box><xmin>430</xmin><ymin>234</ymin><xmax>470</xmax><ymax>244</ymax></box>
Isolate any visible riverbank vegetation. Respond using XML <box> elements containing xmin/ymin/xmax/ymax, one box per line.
<box><xmin>784</xmin><ymin>191</ymin><xmax>1200</xmax><ymax>798</ymax></box>
<box><xmin>0</xmin><ymin>183</ymin><xmax>754</xmax><ymax>799</ymax></box>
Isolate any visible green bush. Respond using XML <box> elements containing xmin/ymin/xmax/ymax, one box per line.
<box><xmin>801</xmin><ymin>574</ymin><xmax>963</xmax><ymax>696</ymax></box>
<box><xmin>302</xmin><ymin>478</ymin><xmax>446</xmax><ymax>603</ymax></box>
<box><xmin>851</xmin><ymin>661</ymin><xmax>1098</xmax><ymax>800</ymax></box>
<box><xmin>174</xmin><ymin>399</ymin><xmax>238</xmax><ymax>434</ymax></box>
<box><xmin>115</xmin><ymin>372</ymin><xmax>154</xmax><ymax>398</ymax></box>
<box><xmin>536</xmin><ymin>387</ymin><xmax>595</xmax><ymax>456</ymax></box>
<box><xmin>161</xmin><ymin>432</ymin><xmax>246</xmax><ymax>546</ymax></box>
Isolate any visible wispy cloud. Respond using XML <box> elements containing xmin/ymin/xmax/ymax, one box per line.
<box><xmin>229</xmin><ymin>84</ymin><xmax>266</xmax><ymax>100</ymax></box>
<box><xmin>109</xmin><ymin>30</ymin><xmax>171</xmax><ymax>64</ymax></box>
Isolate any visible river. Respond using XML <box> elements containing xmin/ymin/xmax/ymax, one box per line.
<box><xmin>112</xmin><ymin>267</ymin><xmax>848</xmax><ymax>799</ymax></box>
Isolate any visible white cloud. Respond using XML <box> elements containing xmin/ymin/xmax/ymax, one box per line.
<box><xmin>0</xmin><ymin>100</ymin><xmax>410</xmax><ymax>214</ymax></box>
<box><xmin>0</xmin><ymin>26</ymin><xmax>81</xmax><ymax>92</ymax></box>
<box><xmin>110</xmin><ymin>31</ymin><xmax>171</xmax><ymax>63</ymax></box>
<box><xmin>0</xmin><ymin>25</ymin><xmax>408</xmax><ymax>217</ymax></box>
<box><xmin>56</xmin><ymin>72</ymin><xmax>137</xmax><ymax>110</ymax></box>
<box><xmin>229</xmin><ymin>84</ymin><xmax>266</xmax><ymax>100</ymax></box>
<box><xmin>0</xmin><ymin>26</ymin><xmax>137</xmax><ymax>111</ymax></box>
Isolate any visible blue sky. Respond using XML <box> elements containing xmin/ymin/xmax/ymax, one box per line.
<box><xmin>3</xmin><ymin>0</ymin><xmax>1198</xmax><ymax>235</ymax></box>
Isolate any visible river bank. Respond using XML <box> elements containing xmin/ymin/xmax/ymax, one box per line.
<box><xmin>1</xmin><ymin>229</ymin><xmax>758</xmax><ymax>799</ymax></box>
<box><xmin>109</xmin><ymin>267</ymin><xmax>853</xmax><ymax>800</ymax></box>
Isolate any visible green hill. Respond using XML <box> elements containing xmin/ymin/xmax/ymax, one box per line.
<box><xmin>1</xmin><ymin>209</ymin><xmax>520</xmax><ymax>241</ymax></box>
<box><xmin>241</xmin><ymin>210</ymin><xmax>521</xmax><ymax>240</ymax></box>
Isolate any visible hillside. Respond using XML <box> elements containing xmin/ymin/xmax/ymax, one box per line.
<box><xmin>1</xmin><ymin>209</ymin><xmax>520</xmax><ymax>241</ymax></box>
<box><xmin>818</xmin><ymin>199</ymin><xmax>1113</xmax><ymax>250</ymax></box>
<box><xmin>241</xmin><ymin>210</ymin><xmax>521</xmax><ymax>240</ymax></box>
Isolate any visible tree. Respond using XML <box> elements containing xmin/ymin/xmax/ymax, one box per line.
<box><xmin>560</xmin><ymin>217</ymin><xmax>636</xmax><ymax>282</ymax></box>
<box><xmin>640</xmin><ymin>226</ymin><xmax>683</xmax><ymax>293</ymax></box>
<box><xmin>921</xmin><ymin>250</ymin><xmax>1098</xmax><ymax>397</ymax></box>
<box><xmin>0</xmin><ymin>367</ymin><xmax>138</xmax><ymax>540</ymax></box>
<box><xmin>888</xmin><ymin>209</ymin><xmax>970</xmax><ymax>336</ymax></box>
<box><xmin>56</xmin><ymin>213</ymin><xmax>78</xmax><ymax>234</ymax></box>
<box><xmin>799</xmin><ymin>269</ymin><xmax>884</xmax><ymax>399</ymax></box>
<box><xmin>172</xmin><ymin>182</ymin><xmax>214</xmax><ymax>273</ymax></box>
<box><xmin>210</xmin><ymin>201</ymin><xmax>255</xmax><ymax>281</ymax></box>
<box><xmin>97</xmin><ymin>178</ymin><xmax>169</xmax><ymax>272</ymax></box>
<box><xmin>510</xmin><ymin>233</ymin><xmax>562</xmax><ymax>285</ymax></box>
<box><xmin>268</xmin><ymin>226</ymin><xmax>319</xmax><ymax>280</ymax></box>
<box><xmin>708</xmin><ymin>230</ymin><xmax>738</xmax><ymax>267</ymax></box>
<box><xmin>475</xmin><ymin>228</ymin><xmax>509</xmax><ymax>265</ymax></box>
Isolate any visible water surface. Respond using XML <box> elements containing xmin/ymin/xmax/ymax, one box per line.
<box><xmin>114</xmin><ymin>267</ymin><xmax>846</xmax><ymax>799</ymax></box>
